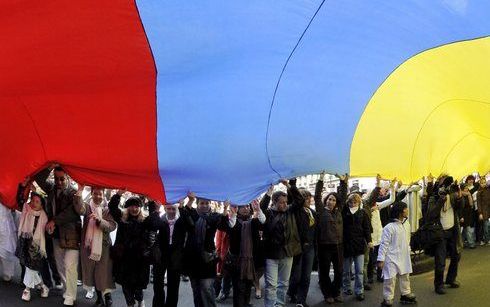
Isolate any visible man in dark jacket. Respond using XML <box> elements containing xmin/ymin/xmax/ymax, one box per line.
<box><xmin>426</xmin><ymin>176</ymin><xmax>463</xmax><ymax>295</ymax></box>
<box><xmin>260</xmin><ymin>179</ymin><xmax>304</xmax><ymax>307</ymax></box>
<box><xmin>342</xmin><ymin>192</ymin><xmax>372</xmax><ymax>301</ymax></box>
<box><xmin>35</xmin><ymin>166</ymin><xmax>84</xmax><ymax>306</ymax></box>
<box><xmin>183</xmin><ymin>192</ymin><xmax>235</xmax><ymax>307</ymax></box>
<box><xmin>149</xmin><ymin>200</ymin><xmax>189</xmax><ymax>307</ymax></box>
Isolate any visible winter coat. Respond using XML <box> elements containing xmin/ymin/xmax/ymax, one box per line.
<box><xmin>377</xmin><ymin>219</ymin><xmax>412</xmax><ymax>279</ymax></box>
<box><xmin>426</xmin><ymin>188</ymin><xmax>463</xmax><ymax>254</ymax></box>
<box><xmin>477</xmin><ymin>187</ymin><xmax>490</xmax><ymax>220</ymax></box>
<box><xmin>223</xmin><ymin>215</ymin><xmax>265</xmax><ymax>275</ymax></box>
<box><xmin>342</xmin><ymin>206</ymin><xmax>372</xmax><ymax>258</ymax></box>
<box><xmin>182</xmin><ymin>206</ymin><xmax>229</xmax><ymax>279</ymax></box>
<box><xmin>460</xmin><ymin>194</ymin><xmax>475</xmax><ymax>228</ymax></box>
<box><xmin>35</xmin><ymin>168</ymin><xmax>84</xmax><ymax>250</ymax></box>
<box><xmin>79</xmin><ymin>198</ymin><xmax>116</xmax><ymax>292</ymax></box>
<box><xmin>260</xmin><ymin>183</ymin><xmax>304</xmax><ymax>260</ymax></box>
<box><xmin>109</xmin><ymin>194</ymin><xmax>150</xmax><ymax>289</ymax></box>
<box><xmin>314</xmin><ymin>179</ymin><xmax>346</xmax><ymax>245</ymax></box>
<box><xmin>161</xmin><ymin>214</ymin><xmax>188</xmax><ymax>272</ymax></box>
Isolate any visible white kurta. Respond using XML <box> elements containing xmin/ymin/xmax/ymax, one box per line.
<box><xmin>377</xmin><ymin>219</ymin><xmax>412</xmax><ymax>280</ymax></box>
<box><xmin>0</xmin><ymin>203</ymin><xmax>17</xmax><ymax>260</ymax></box>
<box><xmin>0</xmin><ymin>203</ymin><xmax>18</xmax><ymax>279</ymax></box>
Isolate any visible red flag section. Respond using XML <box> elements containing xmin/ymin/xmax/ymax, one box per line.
<box><xmin>0</xmin><ymin>1</ymin><xmax>165</xmax><ymax>208</ymax></box>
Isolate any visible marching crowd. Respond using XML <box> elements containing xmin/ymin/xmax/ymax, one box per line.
<box><xmin>0</xmin><ymin>164</ymin><xmax>489</xmax><ymax>307</ymax></box>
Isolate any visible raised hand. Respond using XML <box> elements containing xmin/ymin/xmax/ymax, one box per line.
<box><xmin>427</xmin><ymin>173</ymin><xmax>434</xmax><ymax>182</ymax></box>
<box><xmin>187</xmin><ymin>191</ymin><xmax>196</xmax><ymax>200</ymax></box>
<box><xmin>390</xmin><ymin>178</ymin><xmax>397</xmax><ymax>188</ymax></box>
<box><xmin>280</xmin><ymin>179</ymin><xmax>291</xmax><ymax>189</ymax></box>
<box><xmin>251</xmin><ymin>199</ymin><xmax>260</xmax><ymax>212</ymax></box>
<box><xmin>376</xmin><ymin>174</ymin><xmax>382</xmax><ymax>187</ymax></box>
<box><xmin>21</xmin><ymin>176</ymin><xmax>31</xmax><ymax>188</ymax></box>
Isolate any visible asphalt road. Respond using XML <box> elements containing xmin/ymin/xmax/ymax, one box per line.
<box><xmin>1</xmin><ymin>246</ymin><xmax>489</xmax><ymax>307</ymax></box>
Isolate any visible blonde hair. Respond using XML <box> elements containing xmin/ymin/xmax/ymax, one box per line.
<box><xmin>347</xmin><ymin>193</ymin><xmax>361</xmax><ymax>205</ymax></box>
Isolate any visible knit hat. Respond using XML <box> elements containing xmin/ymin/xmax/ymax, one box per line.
<box><xmin>124</xmin><ymin>197</ymin><xmax>143</xmax><ymax>208</ymax></box>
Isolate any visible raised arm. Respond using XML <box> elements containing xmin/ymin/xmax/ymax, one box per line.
<box><xmin>314</xmin><ymin>173</ymin><xmax>325</xmax><ymax>214</ymax></box>
<box><xmin>260</xmin><ymin>186</ymin><xmax>273</xmax><ymax>212</ymax></box>
<box><xmin>16</xmin><ymin>178</ymin><xmax>30</xmax><ymax>211</ymax></box>
<box><xmin>287</xmin><ymin>178</ymin><xmax>305</xmax><ymax>212</ymax></box>
<box><xmin>337</xmin><ymin>175</ymin><xmax>348</xmax><ymax>211</ymax></box>
<box><xmin>378</xmin><ymin>181</ymin><xmax>396</xmax><ymax>210</ymax></box>
<box><xmin>33</xmin><ymin>167</ymin><xmax>54</xmax><ymax>194</ymax></box>
<box><xmin>108</xmin><ymin>192</ymin><xmax>123</xmax><ymax>223</ymax></box>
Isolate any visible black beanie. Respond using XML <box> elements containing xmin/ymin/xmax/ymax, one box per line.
<box><xmin>124</xmin><ymin>197</ymin><xmax>143</xmax><ymax>208</ymax></box>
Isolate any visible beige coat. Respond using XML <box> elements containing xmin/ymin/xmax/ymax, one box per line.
<box><xmin>80</xmin><ymin>201</ymin><xmax>117</xmax><ymax>292</ymax></box>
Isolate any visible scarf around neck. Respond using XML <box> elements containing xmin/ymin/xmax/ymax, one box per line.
<box><xmin>18</xmin><ymin>204</ymin><xmax>48</xmax><ymax>258</ymax></box>
<box><xmin>85</xmin><ymin>200</ymin><xmax>104</xmax><ymax>261</ymax></box>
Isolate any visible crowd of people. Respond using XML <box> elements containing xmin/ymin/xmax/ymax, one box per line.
<box><xmin>0</xmin><ymin>164</ymin><xmax>488</xmax><ymax>307</ymax></box>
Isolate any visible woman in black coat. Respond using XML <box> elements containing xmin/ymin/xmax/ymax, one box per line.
<box><xmin>109</xmin><ymin>192</ymin><xmax>150</xmax><ymax>307</ymax></box>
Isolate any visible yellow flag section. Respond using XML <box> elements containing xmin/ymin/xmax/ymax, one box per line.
<box><xmin>350</xmin><ymin>37</ymin><xmax>490</xmax><ymax>182</ymax></box>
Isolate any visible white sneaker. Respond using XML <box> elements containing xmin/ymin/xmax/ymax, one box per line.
<box><xmin>54</xmin><ymin>283</ymin><xmax>64</xmax><ymax>290</ymax></box>
<box><xmin>85</xmin><ymin>288</ymin><xmax>95</xmax><ymax>299</ymax></box>
<box><xmin>137</xmin><ymin>300</ymin><xmax>146</xmax><ymax>307</ymax></box>
<box><xmin>77</xmin><ymin>280</ymin><xmax>83</xmax><ymax>286</ymax></box>
<box><xmin>22</xmin><ymin>288</ymin><xmax>31</xmax><ymax>301</ymax></box>
<box><xmin>40</xmin><ymin>285</ymin><xmax>50</xmax><ymax>298</ymax></box>
<box><xmin>63</xmin><ymin>297</ymin><xmax>75</xmax><ymax>306</ymax></box>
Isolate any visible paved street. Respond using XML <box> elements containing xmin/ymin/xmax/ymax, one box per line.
<box><xmin>1</xmin><ymin>246</ymin><xmax>489</xmax><ymax>307</ymax></box>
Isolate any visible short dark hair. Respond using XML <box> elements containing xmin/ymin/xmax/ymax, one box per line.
<box><xmin>53</xmin><ymin>166</ymin><xmax>65</xmax><ymax>173</ymax></box>
<box><xmin>390</xmin><ymin>201</ymin><xmax>407</xmax><ymax>219</ymax></box>
<box><xmin>30</xmin><ymin>192</ymin><xmax>46</xmax><ymax>208</ymax></box>
<box><xmin>271</xmin><ymin>191</ymin><xmax>287</xmax><ymax>203</ymax></box>
<box><xmin>465</xmin><ymin>175</ymin><xmax>475</xmax><ymax>183</ymax></box>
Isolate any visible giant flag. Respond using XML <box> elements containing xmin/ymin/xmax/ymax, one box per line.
<box><xmin>1</xmin><ymin>1</ymin><xmax>490</xmax><ymax>208</ymax></box>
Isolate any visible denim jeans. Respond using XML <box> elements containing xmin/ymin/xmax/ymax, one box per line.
<box><xmin>343</xmin><ymin>254</ymin><xmax>364</xmax><ymax>295</ymax></box>
<box><xmin>264</xmin><ymin>257</ymin><xmax>293</xmax><ymax>307</ymax></box>
<box><xmin>190</xmin><ymin>278</ymin><xmax>217</xmax><ymax>307</ymax></box>
<box><xmin>288</xmin><ymin>247</ymin><xmax>315</xmax><ymax>304</ymax></box>
<box><xmin>463</xmin><ymin>226</ymin><xmax>476</xmax><ymax>248</ymax></box>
